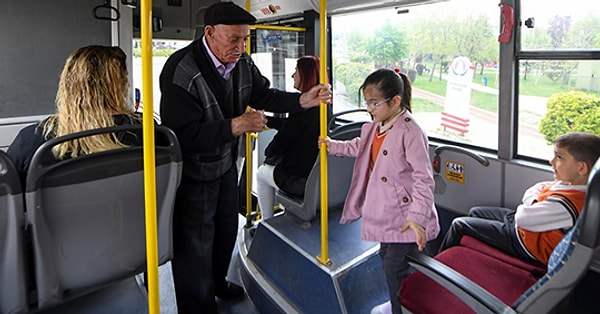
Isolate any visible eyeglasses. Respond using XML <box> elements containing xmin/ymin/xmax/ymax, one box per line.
<box><xmin>363</xmin><ymin>97</ymin><xmax>391</xmax><ymax>109</ymax></box>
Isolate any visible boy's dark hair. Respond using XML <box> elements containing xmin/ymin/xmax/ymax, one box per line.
<box><xmin>359</xmin><ymin>68</ymin><xmax>412</xmax><ymax>113</ymax></box>
<box><xmin>554</xmin><ymin>132</ymin><xmax>600</xmax><ymax>169</ymax></box>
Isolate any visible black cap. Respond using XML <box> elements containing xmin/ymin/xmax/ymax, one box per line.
<box><xmin>204</xmin><ymin>2</ymin><xmax>257</xmax><ymax>26</ymax></box>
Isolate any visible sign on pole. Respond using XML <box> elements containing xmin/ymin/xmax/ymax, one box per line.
<box><xmin>441</xmin><ymin>56</ymin><xmax>475</xmax><ymax>134</ymax></box>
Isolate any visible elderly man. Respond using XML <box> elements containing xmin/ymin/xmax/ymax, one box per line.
<box><xmin>159</xmin><ymin>2</ymin><xmax>331</xmax><ymax>313</ymax></box>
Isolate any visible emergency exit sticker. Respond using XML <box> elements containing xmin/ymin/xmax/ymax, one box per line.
<box><xmin>445</xmin><ymin>161</ymin><xmax>465</xmax><ymax>184</ymax></box>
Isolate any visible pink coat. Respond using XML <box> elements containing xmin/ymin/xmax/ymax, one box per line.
<box><xmin>327</xmin><ymin>111</ymin><xmax>439</xmax><ymax>243</ymax></box>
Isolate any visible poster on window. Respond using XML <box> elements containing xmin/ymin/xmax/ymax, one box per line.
<box><xmin>441</xmin><ymin>56</ymin><xmax>475</xmax><ymax>134</ymax></box>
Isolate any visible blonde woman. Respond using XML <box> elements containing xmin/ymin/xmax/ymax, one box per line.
<box><xmin>7</xmin><ymin>45</ymin><xmax>141</xmax><ymax>185</ymax></box>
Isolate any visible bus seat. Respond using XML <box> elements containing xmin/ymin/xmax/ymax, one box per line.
<box><xmin>400</xmin><ymin>157</ymin><xmax>600</xmax><ymax>314</ymax></box>
<box><xmin>0</xmin><ymin>151</ymin><xmax>29</xmax><ymax>314</ymax></box>
<box><xmin>275</xmin><ymin>154</ymin><xmax>355</xmax><ymax>223</ymax></box>
<box><xmin>329</xmin><ymin>122</ymin><xmax>366</xmax><ymax>140</ymax></box>
<box><xmin>25</xmin><ymin>125</ymin><xmax>182</xmax><ymax>311</ymax></box>
<box><xmin>328</xmin><ymin>108</ymin><xmax>369</xmax><ymax>140</ymax></box>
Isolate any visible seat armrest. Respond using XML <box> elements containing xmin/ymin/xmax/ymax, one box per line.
<box><xmin>405</xmin><ymin>251</ymin><xmax>514</xmax><ymax>314</ymax></box>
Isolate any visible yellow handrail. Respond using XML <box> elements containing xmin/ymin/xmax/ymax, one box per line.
<box><xmin>316</xmin><ymin>0</ymin><xmax>331</xmax><ymax>266</ymax></box>
<box><xmin>250</xmin><ymin>25</ymin><xmax>307</xmax><ymax>32</ymax></box>
<box><xmin>244</xmin><ymin>131</ymin><xmax>258</xmax><ymax>226</ymax></box>
<box><xmin>140</xmin><ymin>0</ymin><xmax>160</xmax><ymax>313</ymax></box>
<box><xmin>244</xmin><ymin>0</ymin><xmax>256</xmax><ymax>226</ymax></box>
<box><xmin>243</xmin><ymin>6</ymin><xmax>310</xmax><ymax>225</ymax></box>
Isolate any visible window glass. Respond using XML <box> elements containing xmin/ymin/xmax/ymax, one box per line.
<box><xmin>517</xmin><ymin>0</ymin><xmax>600</xmax><ymax>160</ymax></box>
<box><xmin>517</xmin><ymin>60</ymin><xmax>600</xmax><ymax>159</ymax></box>
<box><xmin>253</xmin><ymin>29</ymin><xmax>305</xmax><ymax>91</ymax></box>
<box><xmin>131</xmin><ymin>39</ymin><xmax>190</xmax><ymax>121</ymax></box>
<box><xmin>331</xmin><ymin>0</ymin><xmax>500</xmax><ymax>150</ymax></box>
<box><xmin>520</xmin><ymin>0</ymin><xmax>600</xmax><ymax>51</ymax></box>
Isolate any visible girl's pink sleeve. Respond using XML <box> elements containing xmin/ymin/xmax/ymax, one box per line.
<box><xmin>328</xmin><ymin>137</ymin><xmax>362</xmax><ymax>157</ymax></box>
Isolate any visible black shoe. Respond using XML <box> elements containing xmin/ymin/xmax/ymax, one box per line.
<box><xmin>215</xmin><ymin>282</ymin><xmax>244</xmax><ymax>300</ymax></box>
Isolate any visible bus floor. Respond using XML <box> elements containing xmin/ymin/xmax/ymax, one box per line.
<box><xmin>158</xmin><ymin>214</ymin><xmax>259</xmax><ymax>314</ymax></box>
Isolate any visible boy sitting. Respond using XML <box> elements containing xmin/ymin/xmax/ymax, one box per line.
<box><xmin>438</xmin><ymin>132</ymin><xmax>600</xmax><ymax>265</ymax></box>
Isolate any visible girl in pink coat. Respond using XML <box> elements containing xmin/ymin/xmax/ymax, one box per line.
<box><xmin>320</xmin><ymin>68</ymin><xmax>439</xmax><ymax>314</ymax></box>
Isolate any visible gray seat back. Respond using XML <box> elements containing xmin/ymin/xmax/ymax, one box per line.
<box><xmin>25</xmin><ymin>125</ymin><xmax>182</xmax><ymax>309</ymax></box>
<box><xmin>328</xmin><ymin>108</ymin><xmax>369</xmax><ymax>140</ymax></box>
<box><xmin>0</xmin><ymin>151</ymin><xmax>28</xmax><ymax>314</ymax></box>
<box><xmin>514</xmin><ymin>157</ymin><xmax>600</xmax><ymax>313</ymax></box>
<box><xmin>276</xmin><ymin>154</ymin><xmax>355</xmax><ymax>222</ymax></box>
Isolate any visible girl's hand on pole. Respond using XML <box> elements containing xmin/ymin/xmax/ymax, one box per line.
<box><xmin>318</xmin><ymin>136</ymin><xmax>331</xmax><ymax>152</ymax></box>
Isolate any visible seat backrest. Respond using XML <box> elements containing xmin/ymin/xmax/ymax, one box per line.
<box><xmin>329</xmin><ymin>122</ymin><xmax>366</xmax><ymax>140</ymax></box>
<box><xmin>280</xmin><ymin>154</ymin><xmax>355</xmax><ymax>222</ymax></box>
<box><xmin>513</xmin><ymin>157</ymin><xmax>600</xmax><ymax>313</ymax></box>
<box><xmin>25</xmin><ymin>124</ymin><xmax>182</xmax><ymax>309</ymax></box>
<box><xmin>328</xmin><ymin>108</ymin><xmax>369</xmax><ymax>140</ymax></box>
<box><xmin>0</xmin><ymin>151</ymin><xmax>29</xmax><ymax>314</ymax></box>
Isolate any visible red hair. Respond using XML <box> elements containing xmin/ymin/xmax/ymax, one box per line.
<box><xmin>296</xmin><ymin>56</ymin><xmax>322</xmax><ymax>93</ymax></box>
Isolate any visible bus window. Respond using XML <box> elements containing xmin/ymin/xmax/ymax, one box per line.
<box><xmin>517</xmin><ymin>0</ymin><xmax>600</xmax><ymax>160</ymax></box>
<box><xmin>131</xmin><ymin>39</ymin><xmax>191</xmax><ymax>119</ymax></box>
<box><xmin>331</xmin><ymin>0</ymin><xmax>500</xmax><ymax>151</ymax></box>
<box><xmin>253</xmin><ymin>28</ymin><xmax>305</xmax><ymax>91</ymax></box>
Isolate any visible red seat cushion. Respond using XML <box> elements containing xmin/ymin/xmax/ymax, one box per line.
<box><xmin>400</xmin><ymin>236</ymin><xmax>546</xmax><ymax>314</ymax></box>
<box><xmin>459</xmin><ymin>236</ymin><xmax>546</xmax><ymax>276</ymax></box>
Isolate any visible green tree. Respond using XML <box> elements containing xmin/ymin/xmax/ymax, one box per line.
<box><xmin>406</xmin><ymin>13</ymin><xmax>496</xmax><ymax>82</ymax></box>
<box><xmin>345</xmin><ymin>31</ymin><xmax>371</xmax><ymax>63</ymax></box>
<box><xmin>406</xmin><ymin>16</ymin><xmax>450</xmax><ymax>82</ymax></box>
<box><xmin>451</xmin><ymin>14</ymin><xmax>496</xmax><ymax>76</ymax></box>
<box><xmin>539</xmin><ymin>91</ymin><xmax>600</xmax><ymax>143</ymax></box>
<box><xmin>564</xmin><ymin>15</ymin><xmax>600</xmax><ymax>49</ymax></box>
<box><xmin>521</xmin><ymin>28</ymin><xmax>553</xmax><ymax>49</ymax></box>
<box><xmin>369</xmin><ymin>20</ymin><xmax>408</xmax><ymax>68</ymax></box>
<box><xmin>333</xmin><ymin>62</ymin><xmax>373</xmax><ymax>105</ymax></box>
<box><xmin>548</xmin><ymin>15</ymin><xmax>572</xmax><ymax>48</ymax></box>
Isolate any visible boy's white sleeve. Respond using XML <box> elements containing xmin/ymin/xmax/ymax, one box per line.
<box><xmin>515</xmin><ymin>199</ymin><xmax>574</xmax><ymax>232</ymax></box>
<box><xmin>521</xmin><ymin>181</ymin><xmax>553</xmax><ymax>205</ymax></box>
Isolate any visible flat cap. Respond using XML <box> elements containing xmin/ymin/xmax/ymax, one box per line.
<box><xmin>204</xmin><ymin>2</ymin><xmax>257</xmax><ymax>26</ymax></box>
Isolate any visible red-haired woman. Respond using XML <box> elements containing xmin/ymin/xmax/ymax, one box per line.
<box><xmin>256</xmin><ymin>55</ymin><xmax>329</xmax><ymax>219</ymax></box>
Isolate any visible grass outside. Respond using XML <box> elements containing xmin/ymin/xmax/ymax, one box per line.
<box><xmin>412</xmin><ymin>98</ymin><xmax>443</xmax><ymax>113</ymax></box>
<box><xmin>132</xmin><ymin>48</ymin><xmax>177</xmax><ymax>57</ymax></box>
<box><xmin>411</xmin><ymin>71</ymin><xmax>573</xmax><ymax>113</ymax></box>
<box><xmin>412</xmin><ymin>76</ymin><xmax>498</xmax><ymax>113</ymax></box>
<box><xmin>418</xmin><ymin>63</ymin><xmax>576</xmax><ymax>98</ymax></box>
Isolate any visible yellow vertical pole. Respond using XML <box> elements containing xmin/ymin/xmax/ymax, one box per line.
<box><xmin>317</xmin><ymin>0</ymin><xmax>331</xmax><ymax>266</ymax></box>
<box><xmin>140</xmin><ymin>0</ymin><xmax>160</xmax><ymax>313</ymax></box>
<box><xmin>244</xmin><ymin>0</ymin><xmax>255</xmax><ymax>226</ymax></box>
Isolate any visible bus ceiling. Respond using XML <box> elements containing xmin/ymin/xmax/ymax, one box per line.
<box><xmin>134</xmin><ymin>0</ymin><xmax>449</xmax><ymax>40</ymax></box>
<box><xmin>231</xmin><ymin>0</ymin><xmax>449</xmax><ymax>19</ymax></box>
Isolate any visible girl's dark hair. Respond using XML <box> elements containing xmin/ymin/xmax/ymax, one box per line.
<box><xmin>296</xmin><ymin>56</ymin><xmax>320</xmax><ymax>93</ymax></box>
<box><xmin>359</xmin><ymin>68</ymin><xmax>412</xmax><ymax>113</ymax></box>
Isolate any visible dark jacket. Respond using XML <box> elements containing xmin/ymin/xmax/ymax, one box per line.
<box><xmin>159</xmin><ymin>39</ymin><xmax>304</xmax><ymax>181</ymax></box>
<box><xmin>265</xmin><ymin>106</ymin><xmax>330</xmax><ymax>196</ymax></box>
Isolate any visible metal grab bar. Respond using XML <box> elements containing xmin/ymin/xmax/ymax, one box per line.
<box><xmin>92</xmin><ymin>0</ymin><xmax>120</xmax><ymax>21</ymax></box>
<box><xmin>327</xmin><ymin>108</ymin><xmax>369</xmax><ymax>131</ymax></box>
<box><xmin>434</xmin><ymin>145</ymin><xmax>490</xmax><ymax>167</ymax></box>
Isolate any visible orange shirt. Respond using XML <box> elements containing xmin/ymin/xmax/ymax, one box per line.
<box><xmin>371</xmin><ymin>128</ymin><xmax>388</xmax><ymax>167</ymax></box>
<box><xmin>517</xmin><ymin>186</ymin><xmax>586</xmax><ymax>264</ymax></box>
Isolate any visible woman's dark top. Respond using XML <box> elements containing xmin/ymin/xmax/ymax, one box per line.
<box><xmin>265</xmin><ymin>106</ymin><xmax>330</xmax><ymax>197</ymax></box>
<box><xmin>6</xmin><ymin>114</ymin><xmax>141</xmax><ymax>187</ymax></box>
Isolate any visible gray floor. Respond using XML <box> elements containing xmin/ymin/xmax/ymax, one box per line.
<box><xmin>159</xmin><ymin>215</ymin><xmax>258</xmax><ymax>314</ymax></box>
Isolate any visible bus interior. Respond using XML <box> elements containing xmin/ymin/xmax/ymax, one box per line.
<box><xmin>1</xmin><ymin>0</ymin><xmax>600</xmax><ymax>313</ymax></box>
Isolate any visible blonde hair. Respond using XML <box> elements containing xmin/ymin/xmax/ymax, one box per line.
<box><xmin>44</xmin><ymin>45</ymin><xmax>138</xmax><ymax>159</ymax></box>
